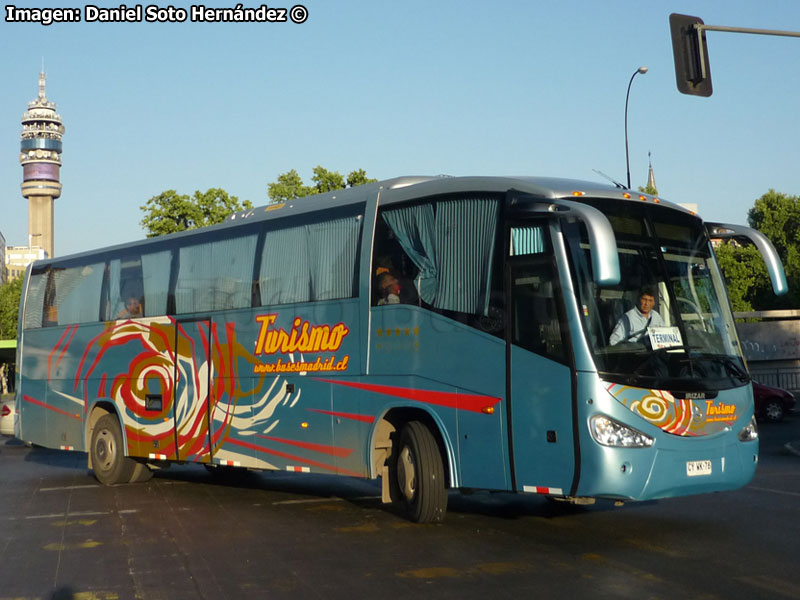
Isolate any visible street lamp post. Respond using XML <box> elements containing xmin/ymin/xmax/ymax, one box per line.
<box><xmin>625</xmin><ymin>66</ymin><xmax>648</xmax><ymax>189</ymax></box>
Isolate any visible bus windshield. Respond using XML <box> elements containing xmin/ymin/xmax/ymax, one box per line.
<box><xmin>564</xmin><ymin>200</ymin><xmax>747</xmax><ymax>392</ymax></box>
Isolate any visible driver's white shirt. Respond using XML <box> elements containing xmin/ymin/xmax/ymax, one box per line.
<box><xmin>609</xmin><ymin>307</ymin><xmax>664</xmax><ymax>345</ymax></box>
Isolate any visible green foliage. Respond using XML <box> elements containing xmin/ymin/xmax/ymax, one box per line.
<box><xmin>638</xmin><ymin>182</ymin><xmax>658</xmax><ymax>196</ymax></box>
<box><xmin>267</xmin><ymin>170</ymin><xmax>313</xmax><ymax>203</ymax></box>
<box><xmin>346</xmin><ymin>169</ymin><xmax>375</xmax><ymax>188</ymax></box>
<box><xmin>717</xmin><ymin>189</ymin><xmax>800</xmax><ymax>311</ymax></box>
<box><xmin>311</xmin><ymin>166</ymin><xmax>346</xmax><ymax>194</ymax></box>
<box><xmin>140</xmin><ymin>188</ymin><xmax>253</xmax><ymax>237</ymax></box>
<box><xmin>0</xmin><ymin>277</ymin><xmax>24</xmax><ymax>340</ymax></box>
<box><xmin>714</xmin><ymin>244</ymin><xmax>766</xmax><ymax>312</ymax></box>
<box><xmin>267</xmin><ymin>166</ymin><xmax>377</xmax><ymax>203</ymax></box>
<box><xmin>747</xmin><ymin>189</ymin><xmax>800</xmax><ymax>259</ymax></box>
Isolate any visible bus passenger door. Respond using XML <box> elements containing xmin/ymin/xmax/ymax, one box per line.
<box><xmin>507</xmin><ymin>226</ymin><xmax>576</xmax><ymax>496</ymax></box>
<box><xmin>171</xmin><ymin>319</ymin><xmax>213</xmax><ymax>463</ymax></box>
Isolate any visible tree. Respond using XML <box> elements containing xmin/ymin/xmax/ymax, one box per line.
<box><xmin>346</xmin><ymin>169</ymin><xmax>374</xmax><ymax>188</ymax></box>
<box><xmin>745</xmin><ymin>190</ymin><xmax>800</xmax><ymax>309</ymax></box>
<box><xmin>714</xmin><ymin>244</ymin><xmax>766</xmax><ymax>312</ymax></box>
<box><xmin>638</xmin><ymin>182</ymin><xmax>658</xmax><ymax>196</ymax></box>
<box><xmin>0</xmin><ymin>277</ymin><xmax>23</xmax><ymax>340</ymax></box>
<box><xmin>267</xmin><ymin>169</ymin><xmax>313</xmax><ymax>203</ymax></box>
<box><xmin>747</xmin><ymin>190</ymin><xmax>800</xmax><ymax>262</ymax></box>
<box><xmin>267</xmin><ymin>166</ymin><xmax>377</xmax><ymax>203</ymax></box>
<box><xmin>140</xmin><ymin>188</ymin><xmax>253</xmax><ymax>237</ymax></box>
<box><xmin>311</xmin><ymin>166</ymin><xmax>346</xmax><ymax>194</ymax></box>
<box><xmin>716</xmin><ymin>189</ymin><xmax>800</xmax><ymax>311</ymax></box>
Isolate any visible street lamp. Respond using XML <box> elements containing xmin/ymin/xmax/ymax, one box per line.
<box><xmin>625</xmin><ymin>66</ymin><xmax>648</xmax><ymax>189</ymax></box>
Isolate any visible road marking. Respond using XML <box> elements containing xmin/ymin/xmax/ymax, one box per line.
<box><xmin>583</xmin><ymin>553</ymin><xmax>666</xmax><ymax>585</ymax></box>
<box><xmin>273</xmin><ymin>497</ymin><xmax>345</xmax><ymax>505</ymax></box>
<box><xmin>396</xmin><ymin>561</ymin><xmax>535</xmax><ymax>580</ymax></box>
<box><xmin>50</xmin><ymin>519</ymin><xmax>97</xmax><ymax>527</ymax></box>
<box><xmin>21</xmin><ymin>509</ymin><xmax>138</xmax><ymax>521</ymax></box>
<box><xmin>336</xmin><ymin>522</ymin><xmax>379</xmax><ymax>533</ymax></box>
<box><xmin>272</xmin><ymin>495</ymin><xmax>379</xmax><ymax>506</ymax></box>
<box><xmin>747</xmin><ymin>485</ymin><xmax>800</xmax><ymax>498</ymax></box>
<box><xmin>26</xmin><ymin>512</ymin><xmax>108</xmax><ymax>520</ymax></box>
<box><xmin>397</xmin><ymin>567</ymin><xmax>460</xmax><ymax>579</ymax></box>
<box><xmin>39</xmin><ymin>484</ymin><xmax>100</xmax><ymax>492</ymax></box>
<box><xmin>737</xmin><ymin>574</ymin><xmax>800</xmax><ymax>598</ymax></box>
<box><xmin>43</xmin><ymin>539</ymin><xmax>103</xmax><ymax>551</ymax></box>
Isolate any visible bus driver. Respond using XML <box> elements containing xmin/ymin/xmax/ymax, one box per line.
<box><xmin>609</xmin><ymin>286</ymin><xmax>664</xmax><ymax>345</ymax></box>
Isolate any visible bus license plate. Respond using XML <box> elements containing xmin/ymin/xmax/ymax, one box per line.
<box><xmin>686</xmin><ymin>460</ymin><xmax>712</xmax><ymax>477</ymax></box>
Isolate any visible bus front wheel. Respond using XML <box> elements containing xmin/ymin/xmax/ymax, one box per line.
<box><xmin>394</xmin><ymin>421</ymin><xmax>447</xmax><ymax>523</ymax></box>
<box><xmin>91</xmin><ymin>414</ymin><xmax>136</xmax><ymax>485</ymax></box>
<box><xmin>129</xmin><ymin>461</ymin><xmax>154</xmax><ymax>483</ymax></box>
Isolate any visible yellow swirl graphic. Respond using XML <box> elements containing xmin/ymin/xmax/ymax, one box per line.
<box><xmin>632</xmin><ymin>394</ymin><xmax>670</xmax><ymax>423</ymax></box>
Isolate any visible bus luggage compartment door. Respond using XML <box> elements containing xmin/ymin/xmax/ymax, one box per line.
<box><xmin>171</xmin><ymin>319</ymin><xmax>213</xmax><ymax>463</ymax></box>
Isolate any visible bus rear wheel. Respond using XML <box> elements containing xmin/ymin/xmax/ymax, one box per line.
<box><xmin>394</xmin><ymin>421</ymin><xmax>447</xmax><ymax>523</ymax></box>
<box><xmin>91</xmin><ymin>414</ymin><xmax>135</xmax><ymax>485</ymax></box>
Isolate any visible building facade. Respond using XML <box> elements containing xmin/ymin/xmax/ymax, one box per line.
<box><xmin>5</xmin><ymin>245</ymin><xmax>47</xmax><ymax>281</ymax></box>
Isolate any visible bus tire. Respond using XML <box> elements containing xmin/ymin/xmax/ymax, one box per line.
<box><xmin>395</xmin><ymin>421</ymin><xmax>447</xmax><ymax>523</ymax></box>
<box><xmin>129</xmin><ymin>461</ymin><xmax>154</xmax><ymax>483</ymax></box>
<box><xmin>91</xmin><ymin>414</ymin><xmax>135</xmax><ymax>485</ymax></box>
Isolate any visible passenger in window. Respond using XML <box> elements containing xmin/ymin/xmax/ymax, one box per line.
<box><xmin>118</xmin><ymin>295</ymin><xmax>144</xmax><ymax>319</ymax></box>
<box><xmin>609</xmin><ymin>286</ymin><xmax>664</xmax><ymax>345</ymax></box>
<box><xmin>375</xmin><ymin>271</ymin><xmax>401</xmax><ymax>306</ymax></box>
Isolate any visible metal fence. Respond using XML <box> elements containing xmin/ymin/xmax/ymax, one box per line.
<box><xmin>749</xmin><ymin>368</ymin><xmax>800</xmax><ymax>393</ymax></box>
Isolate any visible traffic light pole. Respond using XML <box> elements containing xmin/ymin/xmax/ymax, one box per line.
<box><xmin>693</xmin><ymin>24</ymin><xmax>800</xmax><ymax>83</ymax></box>
<box><xmin>670</xmin><ymin>13</ymin><xmax>800</xmax><ymax>97</ymax></box>
<box><xmin>698</xmin><ymin>24</ymin><xmax>800</xmax><ymax>38</ymax></box>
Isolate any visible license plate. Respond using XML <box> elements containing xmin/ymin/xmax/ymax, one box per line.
<box><xmin>686</xmin><ymin>459</ymin><xmax>712</xmax><ymax>477</ymax></box>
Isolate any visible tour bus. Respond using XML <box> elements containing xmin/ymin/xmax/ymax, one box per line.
<box><xmin>15</xmin><ymin>176</ymin><xmax>787</xmax><ymax>523</ymax></box>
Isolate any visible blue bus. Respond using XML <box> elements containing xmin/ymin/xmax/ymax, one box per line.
<box><xmin>15</xmin><ymin>176</ymin><xmax>787</xmax><ymax>522</ymax></box>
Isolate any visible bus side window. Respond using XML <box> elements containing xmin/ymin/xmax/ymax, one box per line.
<box><xmin>41</xmin><ymin>263</ymin><xmax>105</xmax><ymax>326</ymax></box>
<box><xmin>511</xmin><ymin>261</ymin><xmax>566</xmax><ymax>362</ymax></box>
<box><xmin>141</xmin><ymin>250</ymin><xmax>172</xmax><ymax>316</ymax></box>
<box><xmin>24</xmin><ymin>268</ymin><xmax>49</xmax><ymax>329</ymax></box>
<box><xmin>258</xmin><ymin>215</ymin><xmax>361</xmax><ymax>306</ymax></box>
<box><xmin>374</xmin><ymin>195</ymin><xmax>503</xmax><ymax>335</ymax></box>
<box><xmin>42</xmin><ymin>269</ymin><xmax>58</xmax><ymax>327</ymax></box>
<box><xmin>371</xmin><ymin>217</ymin><xmax>420</xmax><ymax>307</ymax></box>
<box><xmin>109</xmin><ymin>256</ymin><xmax>144</xmax><ymax>319</ymax></box>
<box><xmin>176</xmin><ymin>233</ymin><xmax>257</xmax><ymax>314</ymax></box>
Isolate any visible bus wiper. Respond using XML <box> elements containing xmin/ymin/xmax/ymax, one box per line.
<box><xmin>632</xmin><ymin>345</ymin><xmax>701</xmax><ymax>376</ymax></box>
<box><xmin>706</xmin><ymin>355</ymin><xmax>750</xmax><ymax>383</ymax></box>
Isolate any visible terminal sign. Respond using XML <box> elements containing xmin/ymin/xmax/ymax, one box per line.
<box><xmin>648</xmin><ymin>326</ymin><xmax>684</xmax><ymax>350</ymax></box>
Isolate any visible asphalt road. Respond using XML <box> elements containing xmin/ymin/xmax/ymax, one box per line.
<box><xmin>1</xmin><ymin>414</ymin><xmax>799</xmax><ymax>600</ymax></box>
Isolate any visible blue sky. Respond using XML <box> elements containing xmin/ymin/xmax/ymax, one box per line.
<box><xmin>1</xmin><ymin>0</ymin><xmax>798</xmax><ymax>257</ymax></box>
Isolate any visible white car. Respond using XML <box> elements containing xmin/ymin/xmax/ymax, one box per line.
<box><xmin>0</xmin><ymin>395</ymin><xmax>15</xmax><ymax>436</ymax></box>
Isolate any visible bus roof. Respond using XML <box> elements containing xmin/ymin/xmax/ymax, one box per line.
<box><xmin>229</xmin><ymin>174</ymin><xmax>691</xmax><ymax>220</ymax></box>
<box><xmin>33</xmin><ymin>175</ymin><xmax>693</xmax><ymax>267</ymax></box>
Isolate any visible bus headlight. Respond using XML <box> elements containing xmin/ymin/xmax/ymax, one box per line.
<box><xmin>738</xmin><ymin>416</ymin><xmax>758</xmax><ymax>442</ymax></box>
<box><xmin>590</xmin><ymin>415</ymin><xmax>654</xmax><ymax>448</ymax></box>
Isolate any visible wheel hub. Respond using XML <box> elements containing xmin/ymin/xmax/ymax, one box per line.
<box><xmin>397</xmin><ymin>446</ymin><xmax>417</xmax><ymax>501</ymax></box>
<box><xmin>95</xmin><ymin>430</ymin><xmax>114</xmax><ymax>469</ymax></box>
<box><xmin>766</xmin><ymin>402</ymin><xmax>783</xmax><ymax>420</ymax></box>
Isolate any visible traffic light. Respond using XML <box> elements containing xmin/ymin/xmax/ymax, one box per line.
<box><xmin>670</xmin><ymin>13</ymin><xmax>713</xmax><ymax>97</ymax></box>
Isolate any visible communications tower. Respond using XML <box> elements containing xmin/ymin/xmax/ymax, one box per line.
<box><xmin>20</xmin><ymin>72</ymin><xmax>64</xmax><ymax>259</ymax></box>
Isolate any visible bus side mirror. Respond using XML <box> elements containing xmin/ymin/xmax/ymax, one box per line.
<box><xmin>707</xmin><ymin>222</ymin><xmax>788</xmax><ymax>295</ymax></box>
<box><xmin>670</xmin><ymin>13</ymin><xmax>713</xmax><ymax>97</ymax></box>
<box><xmin>523</xmin><ymin>199</ymin><xmax>621</xmax><ymax>287</ymax></box>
